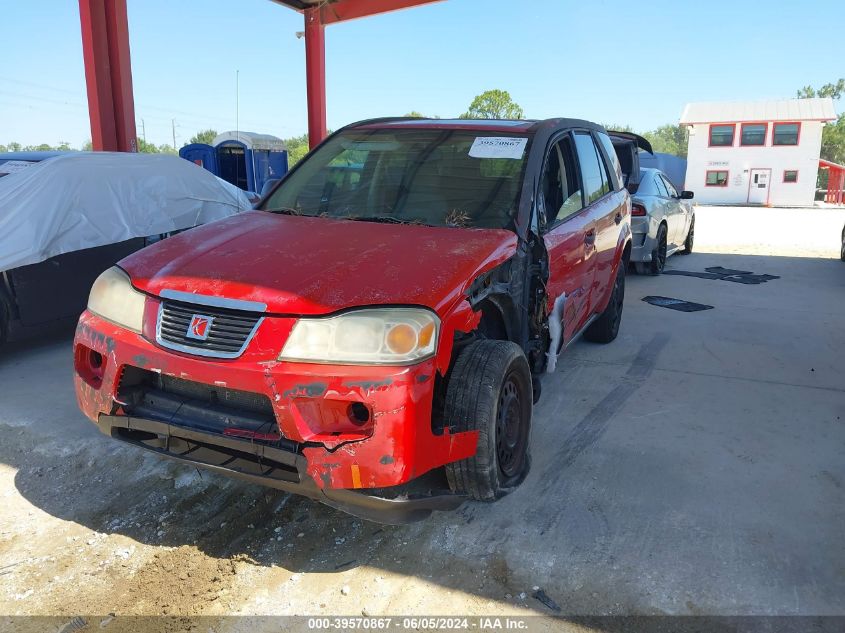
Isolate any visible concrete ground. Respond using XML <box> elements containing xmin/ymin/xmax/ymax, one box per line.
<box><xmin>0</xmin><ymin>205</ymin><xmax>843</xmax><ymax>629</ymax></box>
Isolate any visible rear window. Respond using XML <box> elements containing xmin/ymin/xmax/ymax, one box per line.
<box><xmin>263</xmin><ymin>129</ymin><xmax>530</xmax><ymax>229</ymax></box>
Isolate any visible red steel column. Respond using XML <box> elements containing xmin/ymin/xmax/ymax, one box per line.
<box><xmin>79</xmin><ymin>0</ymin><xmax>137</xmax><ymax>152</ymax></box>
<box><xmin>304</xmin><ymin>7</ymin><xmax>327</xmax><ymax>149</ymax></box>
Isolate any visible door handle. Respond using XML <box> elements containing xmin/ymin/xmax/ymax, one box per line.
<box><xmin>584</xmin><ymin>229</ymin><xmax>596</xmax><ymax>245</ymax></box>
<box><xmin>614</xmin><ymin>212</ymin><xmax>623</xmax><ymax>225</ymax></box>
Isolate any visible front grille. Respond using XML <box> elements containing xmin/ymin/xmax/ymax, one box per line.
<box><xmin>117</xmin><ymin>368</ymin><xmax>296</xmax><ymax>451</ymax></box>
<box><xmin>156</xmin><ymin>299</ymin><xmax>262</xmax><ymax>358</ymax></box>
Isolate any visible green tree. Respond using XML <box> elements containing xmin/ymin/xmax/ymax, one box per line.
<box><xmin>188</xmin><ymin>129</ymin><xmax>217</xmax><ymax>145</ymax></box>
<box><xmin>283</xmin><ymin>133</ymin><xmax>310</xmax><ymax>167</ymax></box>
<box><xmin>6</xmin><ymin>142</ymin><xmax>22</xmax><ymax>152</ymax></box>
<box><xmin>643</xmin><ymin>124</ymin><xmax>689</xmax><ymax>158</ymax></box>
<box><xmin>404</xmin><ymin>111</ymin><xmax>425</xmax><ymax>118</ymax></box>
<box><xmin>461</xmin><ymin>89</ymin><xmax>524</xmax><ymax>120</ymax></box>
<box><xmin>81</xmin><ymin>140</ymin><xmax>93</xmax><ymax>151</ymax></box>
<box><xmin>24</xmin><ymin>143</ymin><xmax>56</xmax><ymax>151</ymax></box>
<box><xmin>797</xmin><ymin>78</ymin><xmax>845</xmax><ymax>164</ymax></box>
<box><xmin>137</xmin><ymin>138</ymin><xmax>160</xmax><ymax>153</ymax></box>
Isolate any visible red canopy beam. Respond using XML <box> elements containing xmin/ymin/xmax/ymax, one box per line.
<box><xmin>79</xmin><ymin>0</ymin><xmax>137</xmax><ymax>152</ymax></box>
<box><xmin>295</xmin><ymin>0</ymin><xmax>442</xmax><ymax>148</ymax></box>
<box><xmin>319</xmin><ymin>0</ymin><xmax>443</xmax><ymax>25</ymax></box>
<box><xmin>304</xmin><ymin>7</ymin><xmax>327</xmax><ymax>149</ymax></box>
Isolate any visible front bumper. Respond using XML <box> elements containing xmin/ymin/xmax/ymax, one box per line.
<box><xmin>74</xmin><ymin>310</ymin><xmax>478</xmax><ymax>522</ymax></box>
<box><xmin>97</xmin><ymin>414</ymin><xmax>465</xmax><ymax>524</ymax></box>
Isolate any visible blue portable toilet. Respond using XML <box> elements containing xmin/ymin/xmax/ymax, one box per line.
<box><xmin>179</xmin><ymin>131</ymin><xmax>288</xmax><ymax>195</ymax></box>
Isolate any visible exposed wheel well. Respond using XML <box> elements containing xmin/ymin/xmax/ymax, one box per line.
<box><xmin>477</xmin><ymin>298</ymin><xmax>512</xmax><ymax>342</ymax></box>
<box><xmin>622</xmin><ymin>240</ymin><xmax>632</xmax><ymax>266</ymax></box>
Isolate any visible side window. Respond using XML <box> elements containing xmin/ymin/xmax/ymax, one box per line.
<box><xmin>595</xmin><ymin>132</ymin><xmax>623</xmax><ymax>191</ymax></box>
<box><xmin>660</xmin><ymin>174</ymin><xmax>678</xmax><ymax>198</ymax></box>
<box><xmin>573</xmin><ymin>133</ymin><xmax>608</xmax><ymax>204</ymax></box>
<box><xmin>540</xmin><ymin>135</ymin><xmax>583</xmax><ymax>227</ymax></box>
<box><xmin>654</xmin><ymin>175</ymin><xmax>670</xmax><ymax>198</ymax></box>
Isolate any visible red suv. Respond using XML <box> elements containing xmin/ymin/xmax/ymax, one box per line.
<box><xmin>74</xmin><ymin>118</ymin><xmax>631</xmax><ymax>523</ymax></box>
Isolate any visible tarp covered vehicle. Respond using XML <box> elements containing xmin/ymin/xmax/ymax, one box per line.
<box><xmin>73</xmin><ymin>118</ymin><xmax>632</xmax><ymax>523</ymax></box>
<box><xmin>0</xmin><ymin>153</ymin><xmax>252</xmax><ymax>346</ymax></box>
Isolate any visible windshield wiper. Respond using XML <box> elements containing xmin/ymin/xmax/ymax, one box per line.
<box><xmin>264</xmin><ymin>206</ymin><xmax>304</xmax><ymax>216</ymax></box>
<box><xmin>347</xmin><ymin>215</ymin><xmax>422</xmax><ymax>225</ymax></box>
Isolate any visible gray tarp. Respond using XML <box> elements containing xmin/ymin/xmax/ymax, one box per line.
<box><xmin>0</xmin><ymin>152</ymin><xmax>252</xmax><ymax>271</ymax></box>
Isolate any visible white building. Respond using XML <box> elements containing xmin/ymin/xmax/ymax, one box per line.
<box><xmin>680</xmin><ymin>98</ymin><xmax>837</xmax><ymax>206</ymax></box>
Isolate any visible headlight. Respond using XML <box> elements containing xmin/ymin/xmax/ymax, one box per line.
<box><xmin>279</xmin><ymin>307</ymin><xmax>439</xmax><ymax>365</ymax></box>
<box><xmin>87</xmin><ymin>266</ymin><xmax>146</xmax><ymax>333</ymax></box>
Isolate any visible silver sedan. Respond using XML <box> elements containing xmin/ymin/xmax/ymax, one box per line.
<box><xmin>630</xmin><ymin>168</ymin><xmax>695</xmax><ymax>274</ymax></box>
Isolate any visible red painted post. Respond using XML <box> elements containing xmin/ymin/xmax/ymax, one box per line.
<box><xmin>304</xmin><ymin>7</ymin><xmax>327</xmax><ymax>149</ymax></box>
<box><xmin>79</xmin><ymin>0</ymin><xmax>137</xmax><ymax>152</ymax></box>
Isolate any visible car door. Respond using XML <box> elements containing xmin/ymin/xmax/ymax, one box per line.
<box><xmin>540</xmin><ymin>133</ymin><xmax>597</xmax><ymax>345</ymax></box>
<box><xmin>659</xmin><ymin>173</ymin><xmax>686</xmax><ymax>246</ymax></box>
<box><xmin>652</xmin><ymin>173</ymin><xmax>673</xmax><ymax>242</ymax></box>
<box><xmin>572</xmin><ymin>132</ymin><xmax>622</xmax><ymax>307</ymax></box>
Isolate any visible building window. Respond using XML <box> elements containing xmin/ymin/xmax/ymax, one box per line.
<box><xmin>740</xmin><ymin>123</ymin><xmax>767</xmax><ymax>146</ymax></box>
<box><xmin>783</xmin><ymin>170</ymin><xmax>798</xmax><ymax>183</ymax></box>
<box><xmin>705</xmin><ymin>170</ymin><xmax>729</xmax><ymax>186</ymax></box>
<box><xmin>773</xmin><ymin>122</ymin><xmax>800</xmax><ymax>146</ymax></box>
<box><xmin>709</xmin><ymin>124</ymin><xmax>735</xmax><ymax>147</ymax></box>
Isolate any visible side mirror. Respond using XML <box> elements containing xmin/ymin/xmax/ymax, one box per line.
<box><xmin>680</xmin><ymin>190</ymin><xmax>694</xmax><ymax>200</ymax></box>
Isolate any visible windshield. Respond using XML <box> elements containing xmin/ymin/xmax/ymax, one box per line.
<box><xmin>262</xmin><ymin>129</ymin><xmax>530</xmax><ymax>229</ymax></box>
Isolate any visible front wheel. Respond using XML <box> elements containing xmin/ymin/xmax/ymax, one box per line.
<box><xmin>584</xmin><ymin>262</ymin><xmax>625</xmax><ymax>344</ymax></box>
<box><xmin>444</xmin><ymin>340</ymin><xmax>532</xmax><ymax>501</ymax></box>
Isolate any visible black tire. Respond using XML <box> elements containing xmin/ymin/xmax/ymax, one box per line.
<box><xmin>444</xmin><ymin>340</ymin><xmax>532</xmax><ymax>501</ymax></box>
<box><xmin>649</xmin><ymin>224</ymin><xmax>668</xmax><ymax>274</ymax></box>
<box><xmin>584</xmin><ymin>262</ymin><xmax>625</xmax><ymax>344</ymax></box>
<box><xmin>680</xmin><ymin>216</ymin><xmax>695</xmax><ymax>255</ymax></box>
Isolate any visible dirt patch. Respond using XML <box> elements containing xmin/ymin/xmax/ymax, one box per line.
<box><xmin>106</xmin><ymin>547</ymin><xmax>239</xmax><ymax>615</ymax></box>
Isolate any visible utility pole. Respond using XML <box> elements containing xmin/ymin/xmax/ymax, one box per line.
<box><xmin>171</xmin><ymin>119</ymin><xmax>177</xmax><ymax>149</ymax></box>
<box><xmin>140</xmin><ymin>119</ymin><xmax>146</xmax><ymax>143</ymax></box>
<box><xmin>235</xmin><ymin>70</ymin><xmax>240</xmax><ymax>143</ymax></box>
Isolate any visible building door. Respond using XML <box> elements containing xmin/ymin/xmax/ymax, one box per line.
<box><xmin>748</xmin><ymin>169</ymin><xmax>771</xmax><ymax>204</ymax></box>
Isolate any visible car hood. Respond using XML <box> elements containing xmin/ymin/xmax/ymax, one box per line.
<box><xmin>121</xmin><ymin>211</ymin><xmax>518</xmax><ymax>316</ymax></box>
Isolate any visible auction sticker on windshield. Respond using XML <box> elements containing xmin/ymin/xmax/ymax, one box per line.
<box><xmin>468</xmin><ymin>137</ymin><xmax>528</xmax><ymax>160</ymax></box>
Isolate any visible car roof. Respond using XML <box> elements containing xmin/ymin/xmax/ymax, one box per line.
<box><xmin>350</xmin><ymin>117</ymin><xmax>606</xmax><ymax>135</ymax></box>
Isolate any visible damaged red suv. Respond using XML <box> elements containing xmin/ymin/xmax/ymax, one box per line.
<box><xmin>74</xmin><ymin>118</ymin><xmax>631</xmax><ymax>523</ymax></box>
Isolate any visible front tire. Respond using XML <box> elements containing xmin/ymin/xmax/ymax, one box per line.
<box><xmin>444</xmin><ymin>340</ymin><xmax>532</xmax><ymax>501</ymax></box>
<box><xmin>584</xmin><ymin>262</ymin><xmax>625</xmax><ymax>344</ymax></box>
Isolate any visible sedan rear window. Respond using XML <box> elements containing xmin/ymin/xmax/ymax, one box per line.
<box><xmin>262</xmin><ymin>129</ymin><xmax>530</xmax><ymax>229</ymax></box>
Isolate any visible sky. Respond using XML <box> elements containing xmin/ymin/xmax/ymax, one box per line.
<box><xmin>1</xmin><ymin>0</ymin><xmax>843</xmax><ymax>149</ymax></box>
